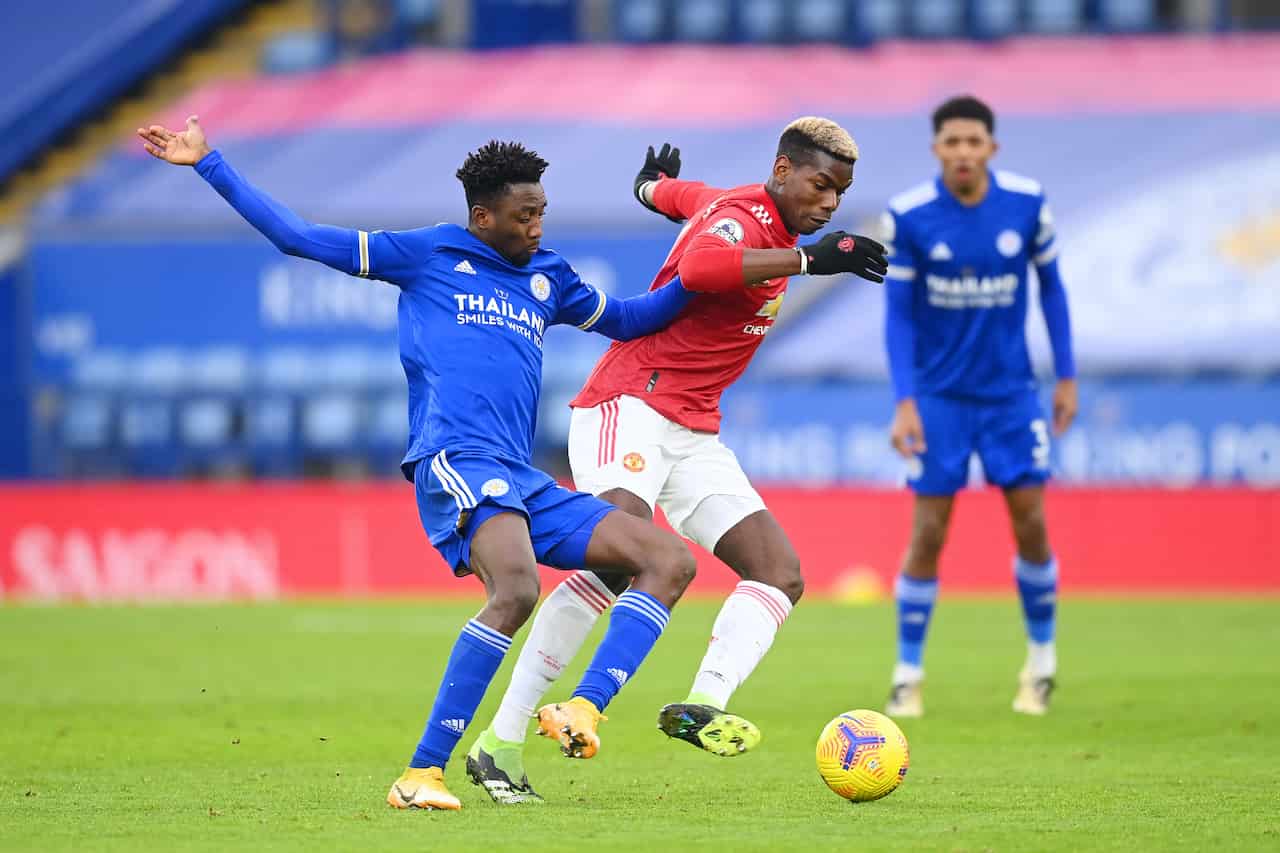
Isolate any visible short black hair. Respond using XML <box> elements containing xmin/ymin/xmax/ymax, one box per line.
<box><xmin>455</xmin><ymin>140</ymin><xmax>549</xmax><ymax>209</ymax></box>
<box><xmin>932</xmin><ymin>95</ymin><xmax>995</xmax><ymax>134</ymax></box>
<box><xmin>776</xmin><ymin>127</ymin><xmax>857</xmax><ymax>169</ymax></box>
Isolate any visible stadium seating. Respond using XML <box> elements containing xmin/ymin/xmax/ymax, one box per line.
<box><xmin>0</xmin><ymin>0</ymin><xmax>250</xmax><ymax>183</ymax></box>
<box><xmin>10</xmin><ymin>34</ymin><xmax>1280</xmax><ymax>482</ymax></box>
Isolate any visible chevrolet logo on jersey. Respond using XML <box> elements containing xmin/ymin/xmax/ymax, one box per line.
<box><xmin>756</xmin><ymin>293</ymin><xmax>785</xmax><ymax>319</ymax></box>
<box><xmin>743</xmin><ymin>293</ymin><xmax>785</xmax><ymax>335</ymax></box>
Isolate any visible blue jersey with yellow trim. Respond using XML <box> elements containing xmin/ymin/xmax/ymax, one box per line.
<box><xmin>355</xmin><ymin>223</ymin><xmax>611</xmax><ymax>474</ymax></box>
<box><xmin>884</xmin><ymin>170</ymin><xmax>1059</xmax><ymax>400</ymax></box>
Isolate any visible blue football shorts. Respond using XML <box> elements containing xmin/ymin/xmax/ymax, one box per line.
<box><xmin>412</xmin><ymin>449</ymin><xmax>615</xmax><ymax>576</ymax></box>
<box><xmin>906</xmin><ymin>390</ymin><xmax>1052</xmax><ymax>496</ymax></box>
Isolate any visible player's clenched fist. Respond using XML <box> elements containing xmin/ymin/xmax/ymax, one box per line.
<box><xmin>890</xmin><ymin>398</ymin><xmax>927</xmax><ymax>458</ymax></box>
<box><xmin>799</xmin><ymin>231</ymin><xmax>889</xmax><ymax>282</ymax></box>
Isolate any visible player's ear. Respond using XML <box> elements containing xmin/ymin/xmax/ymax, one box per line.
<box><xmin>772</xmin><ymin>154</ymin><xmax>792</xmax><ymax>184</ymax></box>
<box><xmin>989</xmin><ymin>138</ymin><xmax>1000</xmax><ymax>158</ymax></box>
<box><xmin>470</xmin><ymin>204</ymin><xmax>491</xmax><ymax>230</ymax></box>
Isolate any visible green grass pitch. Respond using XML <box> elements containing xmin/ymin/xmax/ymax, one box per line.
<box><xmin>2</xmin><ymin>598</ymin><xmax>1277</xmax><ymax>851</ymax></box>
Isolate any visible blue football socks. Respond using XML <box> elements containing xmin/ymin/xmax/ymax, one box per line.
<box><xmin>895</xmin><ymin>574</ymin><xmax>939</xmax><ymax>670</ymax></box>
<box><xmin>1014</xmin><ymin>555</ymin><xmax>1058</xmax><ymax>645</ymax></box>
<box><xmin>409</xmin><ymin>618</ymin><xmax>511</xmax><ymax>769</ymax></box>
<box><xmin>572</xmin><ymin>590</ymin><xmax>669</xmax><ymax>711</ymax></box>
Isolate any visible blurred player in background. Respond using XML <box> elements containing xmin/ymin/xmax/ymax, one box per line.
<box><xmin>467</xmin><ymin>118</ymin><xmax>889</xmax><ymax>803</ymax></box>
<box><xmin>881</xmin><ymin>95</ymin><xmax>1077</xmax><ymax>718</ymax></box>
<box><xmin>137</xmin><ymin>117</ymin><xmax>702</xmax><ymax>811</ymax></box>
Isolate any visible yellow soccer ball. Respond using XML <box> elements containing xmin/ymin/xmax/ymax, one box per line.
<box><xmin>815</xmin><ymin>709</ymin><xmax>909</xmax><ymax>802</ymax></box>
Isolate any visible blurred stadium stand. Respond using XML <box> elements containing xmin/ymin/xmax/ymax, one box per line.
<box><xmin>1</xmin><ymin>1</ymin><xmax>1279</xmax><ymax>486</ymax></box>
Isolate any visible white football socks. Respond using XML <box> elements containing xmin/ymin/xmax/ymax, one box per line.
<box><xmin>687</xmin><ymin>580</ymin><xmax>793</xmax><ymax>710</ymax></box>
<box><xmin>489</xmin><ymin>572</ymin><xmax>615</xmax><ymax>743</ymax></box>
<box><xmin>892</xmin><ymin>662</ymin><xmax>925</xmax><ymax>686</ymax></box>
<box><xmin>1026</xmin><ymin>641</ymin><xmax>1057</xmax><ymax>680</ymax></box>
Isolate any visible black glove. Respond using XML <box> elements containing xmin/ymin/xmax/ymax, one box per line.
<box><xmin>634</xmin><ymin>143</ymin><xmax>682</xmax><ymax>222</ymax></box>
<box><xmin>799</xmin><ymin>231</ymin><xmax>889</xmax><ymax>282</ymax></box>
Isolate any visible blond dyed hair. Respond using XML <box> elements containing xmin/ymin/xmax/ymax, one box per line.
<box><xmin>779</xmin><ymin>116</ymin><xmax>859</xmax><ymax>163</ymax></box>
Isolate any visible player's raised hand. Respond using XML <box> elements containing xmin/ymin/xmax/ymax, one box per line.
<box><xmin>799</xmin><ymin>232</ymin><xmax>889</xmax><ymax>283</ymax></box>
<box><xmin>890</xmin><ymin>398</ymin><xmax>927</xmax><ymax>458</ymax></box>
<box><xmin>635</xmin><ymin>143</ymin><xmax>684</xmax><ymax>222</ymax></box>
<box><xmin>640</xmin><ymin>143</ymin><xmax>681</xmax><ymax>183</ymax></box>
<box><xmin>136</xmin><ymin>115</ymin><xmax>212</xmax><ymax>166</ymax></box>
<box><xmin>1052</xmin><ymin>378</ymin><xmax>1078</xmax><ymax>435</ymax></box>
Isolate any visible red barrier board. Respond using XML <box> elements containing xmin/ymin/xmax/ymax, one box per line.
<box><xmin>0</xmin><ymin>485</ymin><xmax>1275</xmax><ymax>602</ymax></box>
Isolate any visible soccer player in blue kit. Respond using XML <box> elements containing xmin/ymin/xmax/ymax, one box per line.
<box><xmin>138</xmin><ymin>117</ymin><xmax>699</xmax><ymax>810</ymax></box>
<box><xmin>880</xmin><ymin>96</ymin><xmax>1077</xmax><ymax>718</ymax></box>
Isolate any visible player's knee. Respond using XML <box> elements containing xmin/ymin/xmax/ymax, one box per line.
<box><xmin>911</xmin><ymin>516</ymin><xmax>948</xmax><ymax>560</ymax></box>
<box><xmin>654</xmin><ymin>535</ymin><xmax>697</xmax><ymax>592</ymax></box>
<box><xmin>748</xmin><ymin>552</ymin><xmax>803</xmax><ymax>604</ymax></box>
<box><xmin>1011</xmin><ymin>506</ymin><xmax>1049</xmax><ymax>554</ymax></box>
<box><xmin>487</xmin><ymin>574</ymin><xmax>541</xmax><ymax>626</ymax></box>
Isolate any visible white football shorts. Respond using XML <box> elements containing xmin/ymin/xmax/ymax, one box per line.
<box><xmin>567</xmin><ymin>394</ymin><xmax>766</xmax><ymax>552</ymax></box>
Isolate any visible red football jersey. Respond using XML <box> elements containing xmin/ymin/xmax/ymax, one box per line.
<box><xmin>571</xmin><ymin>179</ymin><xmax>797</xmax><ymax>433</ymax></box>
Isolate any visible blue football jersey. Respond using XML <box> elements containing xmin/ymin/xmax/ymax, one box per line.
<box><xmin>354</xmin><ymin>223</ymin><xmax>612</xmax><ymax>475</ymax></box>
<box><xmin>883</xmin><ymin>170</ymin><xmax>1059</xmax><ymax>400</ymax></box>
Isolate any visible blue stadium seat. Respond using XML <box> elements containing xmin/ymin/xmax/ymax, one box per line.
<box><xmin>739</xmin><ymin>0</ymin><xmax>786</xmax><ymax>42</ymax></box>
<box><xmin>261</xmin><ymin>348</ymin><xmax>319</xmax><ymax>392</ymax></box>
<box><xmin>320</xmin><ymin>347</ymin><xmax>377</xmax><ymax>389</ymax></box>
<box><xmin>1027</xmin><ymin>0</ymin><xmax>1085</xmax><ymax>33</ymax></box>
<box><xmin>857</xmin><ymin>0</ymin><xmax>905</xmax><ymax>39</ymax></box>
<box><xmin>132</xmin><ymin>349</ymin><xmax>187</xmax><ymax>395</ymax></box>
<box><xmin>191</xmin><ymin>348</ymin><xmax>249</xmax><ymax>393</ymax></box>
<box><xmin>794</xmin><ymin>0</ymin><xmax>850</xmax><ymax>42</ymax></box>
<box><xmin>616</xmin><ymin>0</ymin><xmax>667</xmax><ymax>42</ymax></box>
<box><xmin>911</xmin><ymin>0</ymin><xmax>966</xmax><ymax>36</ymax></box>
<box><xmin>73</xmin><ymin>350</ymin><xmax>130</xmax><ymax>392</ymax></box>
<box><xmin>1100</xmin><ymin>0</ymin><xmax>1155</xmax><ymax>30</ymax></box>
<box><xmin>302</xmin><ymin>394</ymin><xmax>361</xmax><ymax>449</ymax></box>
<box><xmin>674</xmin><ymin>0</ymin><xmax>732</xmax><ymax>41</ymax></box>
<box><xmin>180</xmin><ymin>399</ymin><xmax>234</xmax><ymax>447</ymax></box>
<box><xmin>972</xmin><ymin>0</ymin><xmax>1021</xmax><ymax>38</ymax></box>
<box><xmin>63</xmin><ymin>397</ymin><xmax>113</xmax><ymax>449</ymax></box>
<box><xmin>397</xmin><ymin>0</ymin><xmax>441</xmax><ymax>26</ymax></box>
<box><xmin>119</xmin><ymin>400</ymin><xmax>172</xmax><ymax>448</ymax></box>
<box><xmin>260</xmin><ymin>30</ymin><xmax>336</xmax><ymax>75</ymax></box>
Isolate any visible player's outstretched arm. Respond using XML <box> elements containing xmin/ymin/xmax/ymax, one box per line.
<box><xmin>137</xmin><ymin>116</ymin><xmax>361</xmax><ymax>275</ymax></box>
<box><xmin>577</xmin><ymin>277</ymin><xmax>693</xmax><ymax>342</ymax></box>
<box><xmin>679</xmin><ymin>231</ymin><xmax>888</xmax><ymax>292</ymax></box>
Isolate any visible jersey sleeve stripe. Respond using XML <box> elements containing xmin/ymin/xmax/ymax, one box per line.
<box><xmin>577</xmin><ymin>290</ymin><xmax>609</xmax><ymax>330</ymax></box>
<box><xmin>357</xmin><ymin>230</ymin><xmax>370</xmax><ymax>277</ymax></box>
<box><xmin>1034</xmin><ymin>244</ymin><xmax>1061</xmax><ymax>266</ymax></box>
<box><xmin>887</xmin><ymin>264</ymin><xmax>917</xmax><ymax>281</ymax></box>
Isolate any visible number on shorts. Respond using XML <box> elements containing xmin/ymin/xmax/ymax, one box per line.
<box><xmin>1030</xmin><ymin>419</ymin><xmax>1050</xmax><ymax>469</ymax></box>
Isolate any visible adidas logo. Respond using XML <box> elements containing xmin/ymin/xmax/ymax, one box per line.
<box><xmin>440</xmin><ymin>718</ymin><xmax>467</xmax><ymax>734</ymax></box>
<box><xmin>902</xmin><ymin>612</ymin><xmax>928</xmax><ymax>625</ymax></box>
<box><xmin>454</xmin><ymin>259</ymin><xmax>477</xmax><ymax>275</ymax></box>
<box><xmin>929</xmin><ymin>242</ymin><xmax>953</xmax><ymax>261</ymax></box>
<box><xmin>1035</xmin><ymin>592</ymin><xmax>1057</xmax><ymax>606</ymax></box>
<box><xmin>606</xmin><ymin>668</ymin><xmax>630</xmax><ymax>687</ymax></box>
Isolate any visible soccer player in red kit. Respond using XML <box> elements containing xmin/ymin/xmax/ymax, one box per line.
<box><xmin>465</xmin><ymin>118</ymin><xmax>888</xmax><ymax>803</ymax></box>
